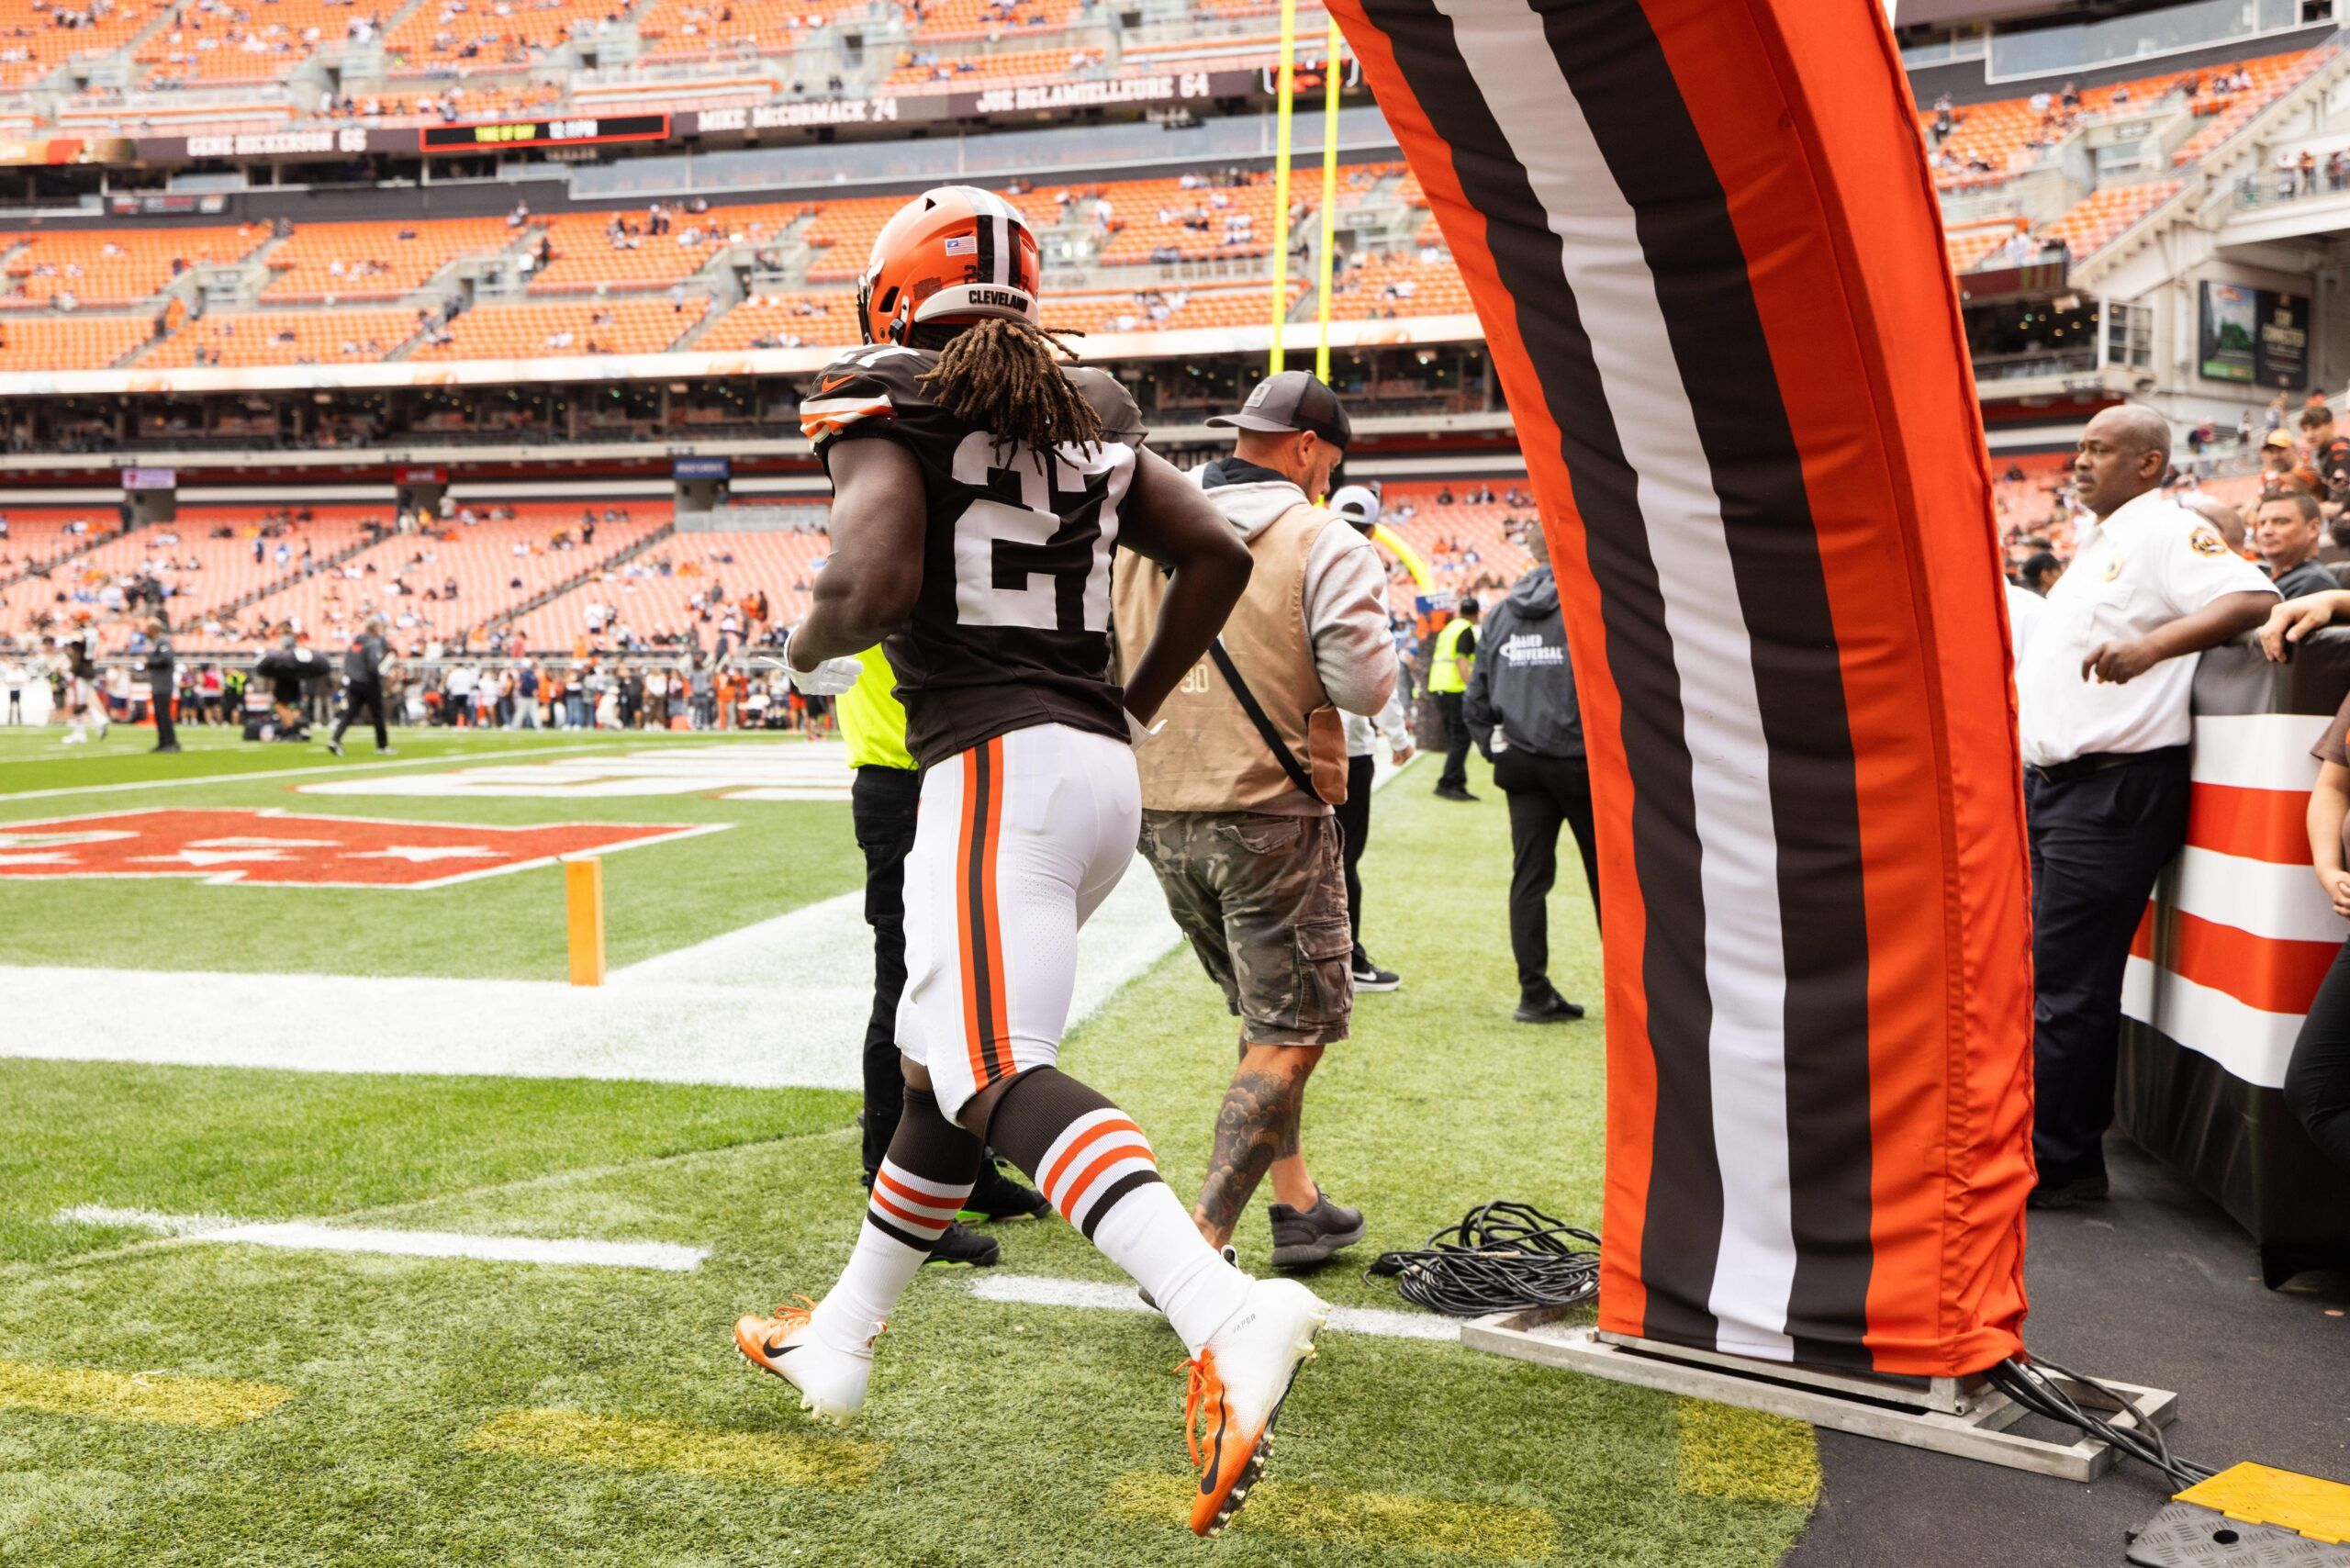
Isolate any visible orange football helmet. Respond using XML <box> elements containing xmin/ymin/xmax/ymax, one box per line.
<box><xmin>857</xmin><ymin>185</ymin><xmax>1043</xmax><ymax>346</ymax></box>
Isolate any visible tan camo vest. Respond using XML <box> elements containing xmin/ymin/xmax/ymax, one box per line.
<box><xmin>1113</xmin><ymin>500</ymin><xmax>1348</xmax><ymax>814</ymax></box>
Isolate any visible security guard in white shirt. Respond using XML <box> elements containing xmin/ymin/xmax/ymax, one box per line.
<box><xmin>2016</xmin><ymin>405</ymin><xmax>2279</xmax><ymax>1208</ymax></box>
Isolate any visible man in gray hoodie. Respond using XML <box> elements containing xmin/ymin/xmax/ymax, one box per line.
<box><xmin>1466</xmin><ymin>526</ymin><xmax>1596</xmax><ymax>1025</ymax></box>
<box><xmin>1113</xmin><ymin>370</ymin><xmax>1397</xmax><ymax>1270</ymax></box>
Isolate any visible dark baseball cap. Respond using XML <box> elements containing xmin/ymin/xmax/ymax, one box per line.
<box><xmin>1206</xmin><ymin>370</ymin><xmax>1353</xmax><ymax>449</ymax></box>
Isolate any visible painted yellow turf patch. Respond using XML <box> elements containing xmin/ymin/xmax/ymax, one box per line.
<box><xmin>1674</xmin><ymin>1397</ymin><xmax>1821</xmax><ymax>1508</ymax></box>
<box><xmin>466</xmin><ymin>1408</ymin><xmax>887</xmax><ymax>1491</ymax></box>
<box><xmin>0</xmin><ymin>1360</ymin><xmax>290</xmax><ymax>1428</ymax></box>
<box><xmin>1105</xmin><ymin>1473</ymin><xmax>1556</xmax><ymax>1560</ymax></box>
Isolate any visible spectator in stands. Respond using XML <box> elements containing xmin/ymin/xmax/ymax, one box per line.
<box><xmin>2015</xmin><ymin>406</ymin><xmax>2279</xmax><ymax>1209</ymax></box>
<box><xmin>2266</xmin><ymin>428</ymin><xmax>2318</xmax><ymax>494</ymax></box>
<box><xmin>2256</xmin><ymin>490</ymin><xmax>2337</xmax><ymax>598</ymax></box>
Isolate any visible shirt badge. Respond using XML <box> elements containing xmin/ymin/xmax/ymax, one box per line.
<box><xmin>2188</xmin><ymin>526</ymin><xmax>2227</xmax><ymax>557</ymax></box>
<box><xmin>2104</xmin><ymin>554</ymin><xmax>2124</xmax><ymax>581</ymax></box>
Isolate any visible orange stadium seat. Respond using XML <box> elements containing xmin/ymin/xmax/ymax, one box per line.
<box><xmin>1919</xmin><ymin>49</ymin><xmax>2319</xmax><ymax>189</ymax></box>
<box><xmin>239</xmin><ymin>503</ymin><xmax>667</xmax><ymax>649</ymax></box>
<box><xmin>139</xmin><ymin>0</ymin><xmax>383</xmax><ymax>84</ymax></box>
<box><xmin>886</xmin><ymin>45</ymin><xmax>1102</xmax><ymax>90</ymax></box>
<box><xmin>1324</xmin><ymin>248</ymin><xmax>1471</xmax><ymax>320</ymax></box>
<box><xmin>1373</xmin><ymin>480</ymin><xmax>1538</xmax><ymax>602</ymax></box>
<box><xmin>905</xmin><ymin>0</ymin><xmax>1079</xmax><ymax>42</ymax></box>
<box><xmin>0</xmin><ymin>224</ymin><xmax>264</xmax><ymax>308</ymax></box>
<box><xmin>265</xmin><ymin>218</ymin><xmax>519</xmax><ymax>302</ymax></box>
<box><xmin>2042</xmin><ymin>179</ymin><xmax>2180</xmax><ymax>257</ymax></box>
<box><xmin>4</xmin><ymin>506</ymin><xmax>385</xmax><ymax>649</ymax></box>
<box><xmin>632</xmin><ymin>0</ymin><xmax>862</xmax><ymax>60</ymax></box>
<box><xmin>695</xmin><ymin>291</ymin><xmax>859</xmax><ymax>351</ymax></box>
<box><xmin>143</xmin><ymin>308</ymin><xmax>425</xmax><ymax>367</ymax></box>
<box><xmin>1042</xmin><ymin>278</ymin><xmax>1302</xmax><ymax>334</ymax></box>
<box><xmin>0</xmin><ymin>313</ymin><xmax>153</xmax><ymax>368</ymax></box>
<box><xmin>796</xmin><ymin>195</ymin><xmax>900</xmax><ymax>285</ymax></box>
<box><xmin>412</xmin><ymin>297</ymin><xmax>707</xmax><ymax>359</ymax></box>
<box><xmin>0</xmin><ymin>0</ymin><xmax>162</xmax><ymax>90</ymax></box>
<box><xmin>1945</xmin><ymin>220</ymin><xmax>2025</xmax><ymax>272</ymax></box>
<box><xmin>384</xmin><ymin>0</ymin><xmax>605</xmax><ymax>71</ymax></box>
<box><xmin>508</xmin><ymin>524</ymin><xmax>824</xmax><ymax>651</ymax></box>
<box><xmin>525</xmin><ymin>204</ymin><xmax>796</xmax><ymax>295</ymax></box>
<box><xmin>0</xmin><ymin>508</ymin><xmax>122</xmax><ymax>588</ymax></box>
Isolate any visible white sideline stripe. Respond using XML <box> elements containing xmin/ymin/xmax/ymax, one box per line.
<box><xmin>2169</xmin><ymin>846</ymin><xmax>2347</xmax><ymax>945</ymax></box>
<box><xmin>967</xmin><ymin>1273</ymin><xmax>1460</xmax><ymax>1342</ymax></box>
<box><xmin>2190</xmin><ymin>713</ymin><xmax>2330</xmax><ymax>790</ymax></box>
<box><xmin>51</xmin><ymin>1207</ymin><xmax>705</xmax><ymax>1271</ymax></box>
<box><xmin>56</xmin><ymin>1204</ymin><xmax>238</xmax><ymax>1235</ymax></box>
<box><xmin>0</xmin><ymin>751</ymin><xmax>1408</xmax><ymax>1090</ymax></box>
<box><xmin>2122</xmin><ymin>954</ymin><xmax>2300</xmax><ymax>1089</ymax></box>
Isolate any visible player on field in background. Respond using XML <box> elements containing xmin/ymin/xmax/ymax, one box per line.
<box><xmin>56</xmin><ymin>624</ymin><xmax>106</xmax><ymax>745</ymax></box>
<box><xmin>733</xmin><ymin>186</ymin><xmax>1330</xmax><ymax>1539</ymax></box>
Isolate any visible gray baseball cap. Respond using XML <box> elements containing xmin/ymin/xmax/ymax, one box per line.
<box><xmin>1206</xmin><ymin>370</ymin><xmax>1353</xmax><ymax>449</ymax></box>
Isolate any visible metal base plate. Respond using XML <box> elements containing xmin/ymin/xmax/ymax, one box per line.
<box><xmin>2127</xmin><ymin>1504</ymin><xmax>2350</xmax><ymax>1567</ymax></box>
<box><xmin>1463</xmin><ymin>1314</ymin><xmax>2177</xmax><ymax>1484</ymax></box>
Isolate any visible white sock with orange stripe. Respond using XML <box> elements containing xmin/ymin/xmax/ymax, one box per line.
<box><xmin>808</xmin><ymin>1089</ymin><xmax>980</xmax><ymax>1359</ymax></box>
<box><xmin>991</xmin><ymin>1069</ymin><xmax>1250</xmax><ymax>1357</ymax></box>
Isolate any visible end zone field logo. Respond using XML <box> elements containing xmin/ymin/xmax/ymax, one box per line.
<box><xmin>0</xmin><ymin>810</ymin><xmax>724</xmax><ymax>889</ymax></box>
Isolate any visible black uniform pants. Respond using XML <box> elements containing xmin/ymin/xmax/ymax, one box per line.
<box><xmin>1436</xmin><ymin>692</ymin><xmax>1472</xmax><ymax>790</ymax></box>
<box><xmin>1495</xmin><ymin>748</ymin><xmax>1600</xmax><ymax>994</ymax></box>
<box><xmin>853</xmin><ymin>765</ymin><xmax>922</xmax><ymax>1178</ymax></box>
<box><xmin>2027</xmin><ymin>746</ymin><xmax>2191</xmax><ymax>1186</ymax></box>
<box><xmin>149</xmin><ymin>684</ymin><xmax>176</xmax><ymax>748</ymax></box>
<box><xmin>2287</xmin><ymin>936</ymin><xmax>2350</xmax><ymax>1177</ymax></box>
<box><xmin>334</xmin><ymin>679</ymin><xmax>388</xmax><ymax>750</ymax></box>
<box><xmin>1335</xmin><ymin>751</ymin><xmax>1377</xmax><ymax>964</ymax></box>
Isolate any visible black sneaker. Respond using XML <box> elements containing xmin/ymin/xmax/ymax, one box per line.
<box><xmin>1433</xmin><ymin>785</ymin><xmax>1479</xmax><ymax>802</ymax></box>
<box><xmin>924</xmin><ymin>1221</ymin><xmax>1000</xmax><ymax>1267</ymax></box>
<box><xmin>1349</xmin><ymin>956</ymin><xmax>1402</xmax><ymax>992</ymax></box>
<box><xmin>1514</xmin><ymin>986</ymin><xmax>1586</xmax><ymax>1024</ymax></box>
<box><xmin>2026</xmin><ymin>1172</ymin><xmax>2109</xmax><ymax>1211</ymax></box>
<box><xmin>962</xmin><ymin>1160</ymin><xmax>1052</xmax><ymax>1223</ymax></box>
<box><xmin>1269</xmin><ymin>1193</ymin><xmax>1367</xmax><ymax>1270</ymax></box>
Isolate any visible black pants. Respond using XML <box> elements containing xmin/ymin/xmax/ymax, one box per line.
<box><xmin>1436</xmin><ymin>692</ymin><xmax>1472</xmax><ymax>790</ymax></box>
<box><xmin>853</xmin><ymin>765</ymin><xmax>922</xmax><ymax>1178</ymax></box>
<box><xmin>1495</xmin><ymin>748</ymin><xmax>1600</xmax><ymax>994</ymax></box>
<box><xmin>2027</xmin><ymin>747</ymin><xmax>2191</xmax><ymax>1186</ymax></box>
<box><xmin>150</xmin><ymin>687</ymin><xmax>176</xmax><ymax>748</ymax></box>
<box><xmin>1334</xmin><ymin>751</ymin><xmax>1377</xmax><ymax>965</ymax></box>
<box><xmin>2287</xmin><ymin>936</ymin><xmax>2350</xmax><ymax>1176</ymax></box>
<box><xmin>333</xmin><ymin>680</ymin><xmax>389</xmax><ymax>750</ymax></box>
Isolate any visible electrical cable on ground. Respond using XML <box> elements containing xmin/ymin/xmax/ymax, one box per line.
<box><xmin>1366</xmin><ymin>1201</ymin><xmax>1601</xmax><ymax>1317</ymax></box>
<box><xmin>1985</xmin><ymin>1356</ymin><xmax>2218</xmax><ymax>1492</ymax></box>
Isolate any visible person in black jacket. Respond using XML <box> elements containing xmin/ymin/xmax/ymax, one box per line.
<box><xmin>143</xmin><ymin>618</ymin><xmax>180</xmax><ymax>753</ymax></box>
<box><xmin>327</xmin><ymin>618</ymin><xmax>396</xmax><ymax>756</ymax></box>
<box><xmin>1465</xmin><ymin>527</ymin><xmax>1597</xmax><ymax>1025</ymax></box>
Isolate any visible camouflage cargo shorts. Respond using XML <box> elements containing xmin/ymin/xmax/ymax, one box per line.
<box><xmin>1138</xmin><ymin>809</ymin><xmax>1352</xmax><ymax>1048</ymax></box>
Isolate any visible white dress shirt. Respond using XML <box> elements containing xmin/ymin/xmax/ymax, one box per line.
<box><xmin>2015</xmin><ymin>487</ymin><xmax>2277</xmax><ymax>767</ymax></box>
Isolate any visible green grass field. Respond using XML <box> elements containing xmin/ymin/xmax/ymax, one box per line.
<box><xmin>0</xmin><ymin>728</ymin><xmax>1818</xmax><ymax>1566</ymax></box>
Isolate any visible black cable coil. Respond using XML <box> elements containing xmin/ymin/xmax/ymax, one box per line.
<box><xmin>1366</xmin><ymin>1201</ymin><xmax>1602</xmax><ymax>1317</ymax></box>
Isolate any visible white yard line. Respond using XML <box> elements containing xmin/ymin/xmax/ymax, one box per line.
<box><xmin>0</xmin><ymin>741</ymin><xmax>626</xmax><ymax>803</ymax></box>
<box><xmin>967</xmin><ymin>1273</ymin><xmax>1460</xmax><ymax>1342</ymax></box>
<box><xmin>53</xmin><ymin>1207</ymin><xmax>705</xmax><ymax>1271</ymax></box>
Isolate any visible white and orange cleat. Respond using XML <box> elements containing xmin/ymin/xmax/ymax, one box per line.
<box><xmin>1184</xmin><ymin>1278</ymin><xmax>1329</xmax><ymax>1537</ymax></box>
<box><xmin>733</xmin><ymin>1296</ymin><xmax>873</xmax><ymax>1427</ymax></box>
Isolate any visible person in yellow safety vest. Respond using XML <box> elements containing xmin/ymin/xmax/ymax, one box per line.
<box><xmin>1429</xmin><ymin>597</ymin><xmax>1482</xmax><ymax>801</ymax></box>
<box><xmin>835</xmin><ymin>644</ymin><xmax>1046</xmax><ymax>1262</ymax></box>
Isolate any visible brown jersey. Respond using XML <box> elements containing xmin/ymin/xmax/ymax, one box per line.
<box><xmin>802</xmin><ymin>343</ymin><xmax>1145</xmax><ymax>767</ymax></box>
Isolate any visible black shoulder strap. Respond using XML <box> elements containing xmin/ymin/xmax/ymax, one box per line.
<box><xmin>1205</xmin><ymin>638</ymin><xmax>1318</xmax><ymax>800</ymax></box>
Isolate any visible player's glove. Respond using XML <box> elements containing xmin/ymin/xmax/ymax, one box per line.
<box><xmin>763</xmin><ymin>644</ymin><xmax>862</xmax><ymax>697</ymax></box>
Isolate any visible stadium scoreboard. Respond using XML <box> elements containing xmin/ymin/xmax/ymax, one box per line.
<box><xmin>419</xmin><ymin>115</ymin><xmax>670</xmax><ymax>153</ymax></box>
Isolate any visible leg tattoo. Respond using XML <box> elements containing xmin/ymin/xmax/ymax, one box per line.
<box><xmin>1193</xmin><ymin>1066</ymin><xmax>1303</xmax><ymax>1245</ymax></box>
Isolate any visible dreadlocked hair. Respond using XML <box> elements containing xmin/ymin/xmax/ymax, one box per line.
<box><xmin>917</xmin><ymin>318</ymin><xmax>1102</xmax><ymax>465</ymax></box>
